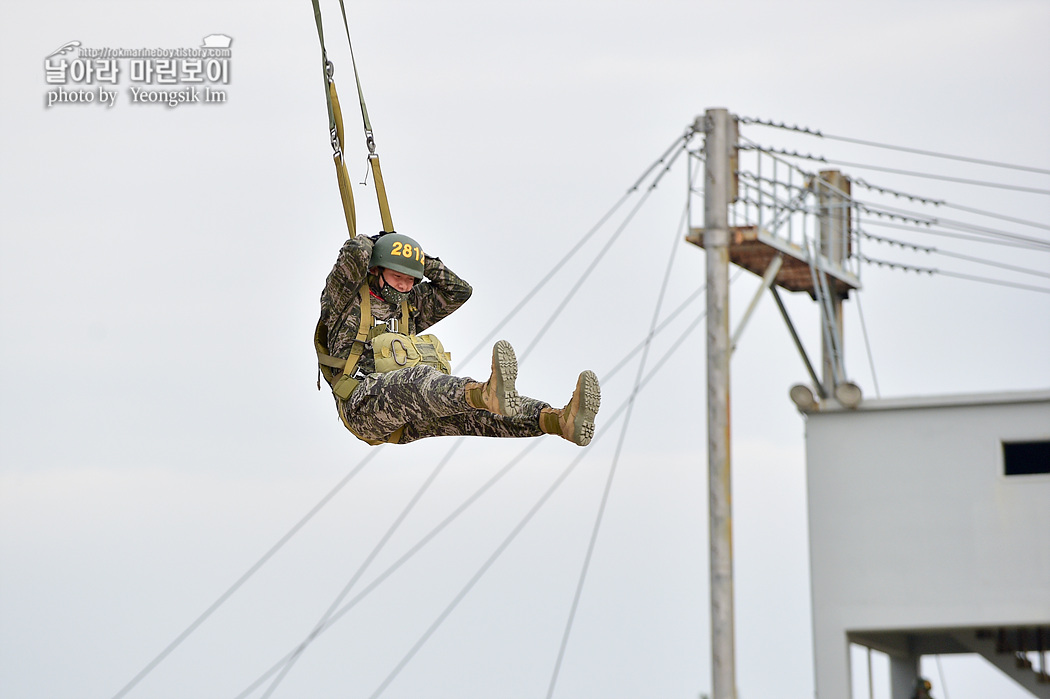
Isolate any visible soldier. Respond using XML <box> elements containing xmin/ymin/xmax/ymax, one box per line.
<box><xmin>911</xmin><ymin>678</ymin><xmax>934</xmax><ymax>699</ymax></box>
<box><xmin>314</xmin><ymin>232</ymin><xmax>601</xmax><ymax>446</ymax></box>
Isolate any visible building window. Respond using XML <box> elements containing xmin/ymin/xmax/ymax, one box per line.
<box><xmin>1002</xmin><ymin>440</ymin><xmax>1050</xmax><ymax>476</ymax></box>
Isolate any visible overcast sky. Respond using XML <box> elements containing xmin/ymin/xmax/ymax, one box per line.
<box><xmin>2</xmin><ymin>1</ymin><xmax>1048</xmax><ymax>698</ymax></box>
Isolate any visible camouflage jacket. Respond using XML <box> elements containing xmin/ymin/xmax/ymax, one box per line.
<box><xmin>319</xmin><ymin>235</ymin><xmax>473</xmax><ymax>379</ymax></box>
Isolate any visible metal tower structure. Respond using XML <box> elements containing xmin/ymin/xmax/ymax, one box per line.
<box><xmin>689</xmin><ymin>108</ymin><xmax>1049</xmax><ymax>699</ymax></box>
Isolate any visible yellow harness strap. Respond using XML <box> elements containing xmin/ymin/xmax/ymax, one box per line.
<box><xmin>329</xmin><ymin>81</ymin><xmax>358</xmax><ymax>239</ymax></box>
<box><xmin>369</xmin><ymin>155</ymin><xmax>394</xmax><ymax>233</ymax></box>
<box><xmin>311</xmin><ymin>1</ymin><xmax>404</xmax><ymax>444</ymax></box>
<box><xmin>315</xmin><ymin>284</ymin><xmax>411</xmax><ymax>445</ymax></box>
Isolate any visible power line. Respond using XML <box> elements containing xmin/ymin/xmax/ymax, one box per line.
<box><xmin>742</xmin><ymin>140</ymin><xmax>1050</xmax><ymax>195</ymax></box>
<box><xmin>739</xmin><ymin>115</ymin><xmax>1050</xmax><ymax>176</ymax></box>
<box><xmin>858</xmin><ymin>254</ymin><xmax>1050</xmax><ymax>294</ymax></box>
<box><xmin>854</xmin><ymin>176</ymin><xmax>1050</xmax><ymax>232</ymax></box>
<box><xmin>858</xmin><ymin>200</ymin><xmax>1050</xmax><ymax>250</ymax></box>
<box><xmin>864</xmin><ymin>219</ymin><xmax>1050</xmax><ymax>252</ymax></box>
<box><xmin>939</xmin><ymin>201</ymin><xmax>1050</xmax><ymax>232</ymax></box>
<box><xmin>742</xmin><ymin>156</ymin><xmax>1050</xmax><ymax>236</ymax></box>
<box><xmin>859</xmin><ymin>228</ymin><xmax>1050</xmax><ymax>280</ymax></box>
<box><xmin>824</xmin><ymin>159</ymin><xmax>1050</xmax><ymax>195</ymax></box>
<box><xmin>848</xmin><ymin>176</ymin><xmax>944</xmax><ymax>206</ymax></box>
<box><xmin>821</xmin><ymin>132</ymin><xmax>1050</xmax><ymax>177</ymax></box>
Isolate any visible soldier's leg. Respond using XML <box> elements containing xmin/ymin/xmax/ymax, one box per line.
<box><xmin>341</xmin><ymin>343</ymin><xmax>601</xmax><ymax>447</ymax></box>
<box><xmin>537</xmin><ymin>371</ymin><xmax>601</xmax><ymax>447</ymax></box>
<box><xmin>341</xmin><ymin>365</ymin><xmax>474</xmax><ymax>442</ymax></box>
<box><xmin>342</xmin><ymin>340</ymin><xmax>522</xmax><ymax>442</ymax></box>
<box><xmin>398</xmin><ymin>396</ymin><xmax>548</xmax><ymax>443</ymax></box>
<box><xmin>399</xmin><ymin>371</ymin><xmax>602</xmax><ymax>446</ymax></box>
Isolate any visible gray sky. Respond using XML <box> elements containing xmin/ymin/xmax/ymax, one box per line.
<box><xmin>2</xmin><ymin>1</ymin><xmax>1048</xmax><ymax>698</ymax></box>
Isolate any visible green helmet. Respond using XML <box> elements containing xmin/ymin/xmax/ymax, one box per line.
<box><xmin>369</xmin><ymin>233</ymin><xmax>425</xmax><ymax>279</ymax></box>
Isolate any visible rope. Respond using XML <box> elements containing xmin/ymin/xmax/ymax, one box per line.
<box><xmin>238</xmin><ymin>278</ymin><xmax>718</xmax><ymax>697</ymax></box>
<box><xmin>853</xmin><ymin>291</ymin><xmax>880</xmax><ymax>399</ymax></box>
<box><xmin>369</xmin><ymin>290</ymin><xmax>721</xmax><ymax>699</ymax></box>
<box><xmin>232</xmin><ymin>285</ymin><xmax>719</xmax><ymax>699</ymax></box>
<box><xmin>258</xmin><ymin>440</ymin><xmax>464</xmax><ymax>697</ymax></box>
<box><xmin>234</xmin><ymin>440</ymin><xmax>545</xmax><ymax>699</ymax></box>
<box><xmin>367</xmin><ymin>447</ymin><xmax>594</xmax><ymax>699</ymax></box>
<box><xmin>520</xmin><ymin>142</ymin><xmax>688</xmax><ymax>362</ymax></box>
<box><xmin>336</xmin><ymin>0</ymin><xmax>374</xmax><ymax>149</ymax></box>
<box><xmin>242</xmin><ymin>134</ymin><xmax>701</xmax><ymax>692</ymax></box>
<box><xmin>309</xmin><ymin>0</ymin><xmax>335</xmax><ymax>136</ymax></box>
<box><xmin>935</xmin><ymin>655</ymin><xmax>951</xmax><ymax>699</ymax></box>
<box><xmin>117</xmin><ymin>127</ymin><xmax>700</xmax><ymax>697</ymax></box>
<box><xmin>109</xmin><ymin>448</ymin><xmax>384</xmax><ymax>699</ymax></box>
<box><xmin>545</xmin><ymin>190</ymin><xmax>688</xmax><ymax>699</ymax></box>
<box><xmin>458</xmin><ymin>130</ymin><xmax>695</xmax><ymax>369</ymax></box>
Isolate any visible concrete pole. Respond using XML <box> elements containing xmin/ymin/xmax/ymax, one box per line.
<box><xmin>704</xmin><ymin>107</ymin><xmax>736</xmax><ymax>699</ymax></box>
<box><xmin>817</xmin><ymin>170</ymin><xmax>849</xmax><ymax>397</ymax></box>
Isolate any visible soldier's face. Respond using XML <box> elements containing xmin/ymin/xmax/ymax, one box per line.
<box><xmin>381</xmin><ymin>268</ymin><xmax>416</xmax><ymax>293</ymax></box>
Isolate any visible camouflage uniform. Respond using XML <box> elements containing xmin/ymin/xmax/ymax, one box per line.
<box><xmin>319</xmin><ymin>235</ymin><xmax>547</xmax><ymax>444</ymax></box>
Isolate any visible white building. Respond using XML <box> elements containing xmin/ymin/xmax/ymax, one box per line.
<box><xmin>801</xmin><ymin>389</ymin><xmax>1050</xmax><ymax>698</ymax></box>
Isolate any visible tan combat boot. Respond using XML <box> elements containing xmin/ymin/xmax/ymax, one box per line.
<box><xmin>464</xmin><ymin>340</ymin><xmax>521</xmax><ymax>417</ymax></box>
<box><xmin>539</xmin><ymin>370</ymin><xmax>601</xmax><ymax>446</ymax></box>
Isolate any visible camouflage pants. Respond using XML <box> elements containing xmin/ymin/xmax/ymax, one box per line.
<box><xmin>339</xmin><ymin>365</ymin><xmax>547</xmax><ymax>444</ymax></box>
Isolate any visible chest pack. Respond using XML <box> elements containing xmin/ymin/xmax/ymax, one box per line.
<box><xmin>315</xmin><ymin>283</ymin><xmax>452</xmax><ymax>398</ymax></box>
<box><xmin>371</xmin><ymin>330</ymin><xmax>451</xmax><ymax>375</ymax></box>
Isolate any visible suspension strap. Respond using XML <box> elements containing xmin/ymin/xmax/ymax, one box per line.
<box><xmin>311</xmin><ymin>0</ymin><xmax>358</xmax><ymax>238</ymax></box>
<box><xmin>312</xmin><ymin>0</ymin><xmax>395</xmax><ymax>235</ymax></box>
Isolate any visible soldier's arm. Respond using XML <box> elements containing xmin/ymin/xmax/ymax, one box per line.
<box><xmin>325</xmin><ymin>235</ymin><xmax>374</xmax><ymax>292</ymax></box>
<box><xmin>411</xmin><ymin>254</ymin><xmax>473</xmax><ymax>332</ymax></box>
<box><xmin>319</xmin><ymin>235</ymin><xmax>374</xmax><ymax>343</ymax></box>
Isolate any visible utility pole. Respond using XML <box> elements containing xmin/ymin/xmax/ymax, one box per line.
<box><xmin>704</xmin><ymin>107</ymin><xmax>736</xmax><ymax>699</ymax></box>
<box><xmin>816</xmin><ymin>170</ymin><xmax>850</xmax><ymax>399</ymax></box>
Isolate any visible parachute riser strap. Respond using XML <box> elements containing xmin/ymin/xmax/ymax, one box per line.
<box><xmin>311</xmin><ymin>0</ymin><xmax>358</xmax><ymax>239</ymax></box>
<box><xmin>336</xmin><ymin>0</ymin><xmax>373</xmax><ymax>139</ymax></box>
<box><xmin>332</xmin><ymin>0</ymin><xmax>394</xmax><ymax>233</ymax></box>
<box><xmin>370</xmin><ymin>155</ymin><xmax>394</xmax><ymax>233</ymax></box>
<box><xmin>310</xmin><ymin>0</ymin><xmax>336</xmax><ymax>140</ymax></box>
<box><xmin>334</xmin><ymin>152</ymin><xmax>357</xmax><ymax>238</ymax></box>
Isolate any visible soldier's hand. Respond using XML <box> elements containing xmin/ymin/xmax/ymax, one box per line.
<box><xmin>369</xmin><ymin>230</ymin><xmax>396</xmax><ymax>243</ymax></box>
